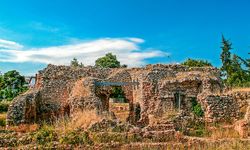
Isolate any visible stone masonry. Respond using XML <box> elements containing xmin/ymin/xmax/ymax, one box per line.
<box><xmin>6</xmin><ymin>64</ymin><xmax>249</xmax><ymax>126</ymax></box>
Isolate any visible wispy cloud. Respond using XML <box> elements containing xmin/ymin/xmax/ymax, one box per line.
<box><xmin>0</xmin><ymin>39</ymin><xmax>23</xmax><ymax>49</ymax></box>
<box><xmin>0</xmin><ymin>37</ymin><xmax>169</xmax><ymax>67</ymax></box>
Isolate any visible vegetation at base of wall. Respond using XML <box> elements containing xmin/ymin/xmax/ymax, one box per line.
<box><xmin>32</xmin><ymin>124</ymin><xmax>57</xmax><ymax>145</ymax></box>
<box><xmin>183</xmin><ymin>119</ymin><xmax>208</xmax><ymax>137</ymax></box>
<box><xmin>210</xmin><ymin>126</ymin><xmax>240</xmax><ymax>139</ymax></box>
<box><xmin>59</xmin><ymin>129</ymin><xmax>93</xmax><ymax>145</ymax></box>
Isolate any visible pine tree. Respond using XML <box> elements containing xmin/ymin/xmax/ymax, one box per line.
<box><xmin>220</xmin><ymin>35</ymin><xmax>233</xmax><ymax>78</ymax></box>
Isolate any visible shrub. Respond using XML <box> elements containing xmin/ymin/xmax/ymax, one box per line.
<box><xmin>0</xmin><ymin>101</ymin><xmax>11</xmax><ymax>113</ymax></box>
<box><xmin>32</xmin><ymin>125</ymin><xmax>57</xmax><ymax>145</ymax></box>
<box><xmin>191</xmin><ymin>98</ymin><xmax>204</xmax><ymax>117</ymax></box>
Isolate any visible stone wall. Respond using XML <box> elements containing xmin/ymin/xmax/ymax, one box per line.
<box><xmin>198</xmin><ymin>91</ymin><xmax>250</xmax><ymax>123</ymax></box>
<box><xmin>7</xmin><ymin>64</ymin><xmax>227</xmax><ymax>125</ymax></box>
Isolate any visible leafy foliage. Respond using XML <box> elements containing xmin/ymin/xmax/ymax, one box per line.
<box><xmin>0</xmin><ymin>70</ymin><xmax>28</xmax><ymax>101</ymax></box>
<box><xmin>181</xmin><ymin>58</ymin><xmax>212</xmax><ymax>67</ymax></box>
<box><xmin>110</xmin><ymin>86</ymin><xmax>125</xmax><ymax>98</ymax></box>
<box><xmin>95</xmin><ymin>53</ymin><xmax>121</xmax><ymax>68</ymax></box>
<box><xmin>191</xmin><ymin>98</ymin><xmax>204</xmax><ymax>117</ymax></box>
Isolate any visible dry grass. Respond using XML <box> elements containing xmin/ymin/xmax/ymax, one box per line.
<box><xmin>8</xmin><ymin>124</ymin><xmax>39</xmax><ymax>133</ymax></box>
<box><xmin>149</xmin><ymin>109</ymin><xmax>179</xmax><ymax>125</ymax></box>
<box><xmin>206</xmin><ymin>140</ymin><xmax>250</xmax><ymax>150</ymax></box>
<box><xmin>161</xmin><ymin>109</ymin><xmax>179</xmax><ymax>120</ymax></box>
<box><xmin>231</xmin><ymin>87</ymin><xmax>250</xmax><ymax>92</ymax></box>
<box><xmin>114</xmin><ymin>111</ymin><xmax>130</xmax><ymax>122</ymax></box>
<box><xmin>209</xmin><ymin>126</ymin><xmax>240</xmax><ymax>140</ymax></box>
<box><xmin>0</xmin><ymin>113</ymin><xmax>6</xmax><ymax>120</ymax></box>
<box><xmin>54</xmin><ymin>110</ymin><xmax>103</xmax><ymax>134</ymax></box>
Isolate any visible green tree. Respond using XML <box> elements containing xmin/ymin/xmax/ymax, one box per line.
<box><xmin>0</xmin><ymin>70</ymin><xmax>27</xmax><ymax>100</ymax></box>
<box><xmin>0</xmin><ymin>76</ymin><xmax>4</xmax><ymax>89</ymax></box>
<box><xmin>95</xmin><ymin>53</ymin><xmax>121</xmax><ymax>68</ymax></box>
<box><xmin>220</xmin><ymin>35</ymin><xmax>233</xmax><ymax>77</ymax></box>
<box><xmin>70</xmin><ymin>58</ymin><xmax>84</xmax><ymax>68</ymax></box>
<box><xmin>238</xmin><ymin>52</ymin><xmax>250</xmax><ymax>71</ymax></box>
<box><xmin>219</xmin><ymin>36</ymin><xmax>250</xmax><ymax>87</ymax></box>
<box><xmin>110</xmin><ymin>86</ymin><xmax>125</xmax><ymax>98</ymax></box>
<box><xmin>181</xmin><ymin>58</ymin><xmax>212</xmax><ymax>67</ymax></box>
<box><xmin>227</xmin><ymin>54</ymin><xmax>248</xmax><ymax>86</ymax></box>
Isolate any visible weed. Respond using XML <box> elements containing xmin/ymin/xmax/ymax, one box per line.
<box><xmin>32</xmin><ymin>124</ymin><xmax>57</xmax><ymax>145</ymax></box>
<box><xmin>59</xmin><ymin>129</ymin><xmax>93</xmax><ymax>145</ymax></box>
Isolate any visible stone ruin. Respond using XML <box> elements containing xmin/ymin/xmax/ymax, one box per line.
<box><xmin>6</xmin><ymin>64</ymin><xmax>250</xmax><ymax>132</ymax></box>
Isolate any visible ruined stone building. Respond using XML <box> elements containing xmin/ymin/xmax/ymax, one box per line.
<box><xmin>7</xmin><ymin>64</ymin><xmax>250</xmax><ymax>127</ymax></box>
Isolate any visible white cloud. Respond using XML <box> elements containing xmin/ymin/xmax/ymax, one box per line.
<box><xmin>0</xmin><ymin>39</ymin><xmax>23</xmax><ymax>49</ymax></box>
<box><xmin>0</xmin><ymin>37</ymin><xmax>169</xmax><ymax>67</ymax></box>
<box><xmin>126</xmin><ymin>37</ymin><xmax>145</xmax><ymax>43</ymax></box>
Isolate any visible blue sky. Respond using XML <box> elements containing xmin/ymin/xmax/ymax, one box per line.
<box><xmin>0</xmin><ymin>0</ymin><xmax>249</xmax><ymax>75</ymax></box>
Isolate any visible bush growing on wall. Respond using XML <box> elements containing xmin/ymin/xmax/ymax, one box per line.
<box><xmin>191</xmin><ymin>98</ymin><xmax>204</xmax><ymax>117</ymax></box>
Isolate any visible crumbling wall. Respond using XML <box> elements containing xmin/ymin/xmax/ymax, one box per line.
<box><xmin>198</xmin><ymin>94</ymin><xmax>240</xmax><ymax>123</ymax></box>
<box><xmin>198</xmin><ymin>91</ymin><xmax>250</xmax><ymax>123</ymax></box>
<box><xmin>7</xmin><ymin>64</ymin><xmax>226</xmax><ymax>125</ymax></box>
<box><xmin>68</xmin><ymin>77</ymin><xmax>102</xmax><ymax>114</ymax></box>
<box><xmin>130</xmin><ymin>65</ymin><xmax>223</xmax><ymax>125</ymax></box>
<box><xmin>7</xmin><ymin>90</ymin><xmax>41</xmax><ymax>125</ymax></box>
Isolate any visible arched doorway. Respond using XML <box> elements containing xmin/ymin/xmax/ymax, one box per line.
<box><xmin>95</xmin><ymin>80</ymin><xmax>138</xmax><ymax>123</ymax></box>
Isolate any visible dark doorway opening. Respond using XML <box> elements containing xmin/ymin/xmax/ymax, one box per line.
<box><xmin>135</xmin><ymin>103</ymin><xmax>141</xmax><ymax>122</ymax></box>
<box><xmin>174</xmin><ymin>92</ymin><xmax>184</xmax><ymax>110</ymax></box>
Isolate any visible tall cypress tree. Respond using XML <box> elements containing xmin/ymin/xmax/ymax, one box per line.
<box><xmin>220</xmin><ymin>35</ymin><xmax>233</xmax><ymax>78</ymax></box>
